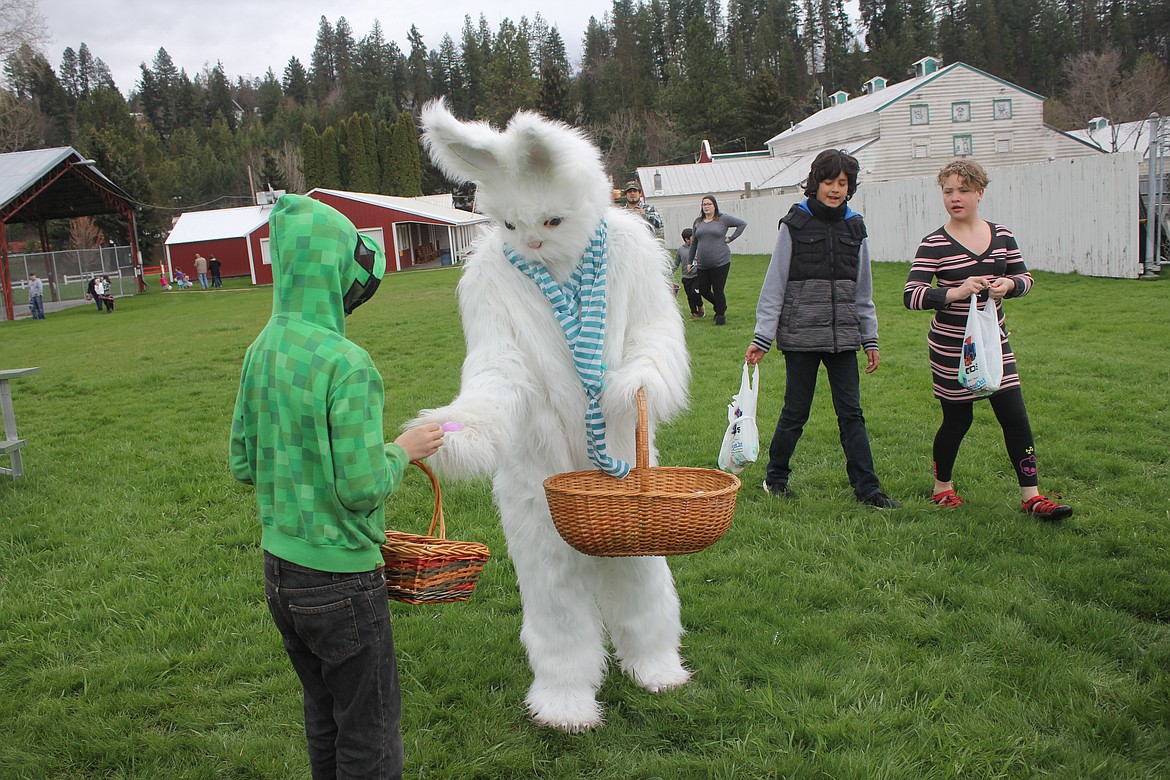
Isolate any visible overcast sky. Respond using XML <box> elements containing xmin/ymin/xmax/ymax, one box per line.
<box><xmin>41</xmin><ymin>0</ymin><xmax>618</xmax><ymax>95</ymax></box>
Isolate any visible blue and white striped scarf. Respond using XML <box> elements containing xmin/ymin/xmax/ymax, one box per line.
<box><xmin>503</xmin><ymin>219</ymin><xmax>630</xmax><ymax>478</ymax></box>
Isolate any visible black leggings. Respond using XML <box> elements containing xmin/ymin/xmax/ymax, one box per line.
<box><xmin>933</xmin><ymin>386</ymin><xmax>1038</xmax><ymax>487</ymax></box>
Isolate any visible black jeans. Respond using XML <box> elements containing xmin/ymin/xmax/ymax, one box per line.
<box><xmin>694</xmin><ymin>263</ymin><xmax>731</xmax><ymax>318</ymax></box>
<box><xmin>264</xmin><ymin>552</ymin><xmax>402</xmax><ymax>780</ymax></box>
<box><xmin>681</xmin><ymin>276</ymin><xmax>703</xmax><ymax>313</ymax></box>
<box><xmin>765</xmin><ymin>350</ymin><xmax>881</xmax><ymax>498</ymax></box>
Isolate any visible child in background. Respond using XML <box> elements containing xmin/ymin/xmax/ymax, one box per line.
<box><xmin>673</xmin><ymin>228</ymin><xmax>704</xmax><ymax>318</ymax></box>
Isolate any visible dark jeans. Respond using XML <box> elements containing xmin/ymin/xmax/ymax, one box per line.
<box><xmin>933</xmin><ymin>386</ymin><xmax>1036</xmax><ymax>486</ymax></box>
<box><xmin>694</xmin><ymin>263</ymin><xmax>731</xmax><ymax>317</ymax></box>
<box><xmin>212</xmin><ymin>272</ymin><xmax>222</xmax><ymax>288</ymax></box>
<box><xmin>765</xmin><ymin>350</ymin><xmax>881</xmax><ymax>498</ymax></box>
<box><xmin>29</xmin><ymin>295</ymin><xmax>44</xmax><ymax>319</ymax></box>
<box><xmin>681</xmin><ymin>277</ymin><xmax>703</xmax><ymax>313</ymax></box>
<box><xmin>264</xmin><ymin>552</ymin><xmax>402</xmax><ymax>780</ymax></box>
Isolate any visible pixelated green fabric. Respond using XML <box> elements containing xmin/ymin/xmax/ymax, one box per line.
<box><xmin>230</xmin><ymin>194</ymin><xmax>407</xmax><ymax>572</ymax></box>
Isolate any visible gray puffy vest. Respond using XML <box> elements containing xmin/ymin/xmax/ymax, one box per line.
<box><xmin>776</xmin><ymin>205</ymin><xmax>866</xmax><ymax>352</ymax></box>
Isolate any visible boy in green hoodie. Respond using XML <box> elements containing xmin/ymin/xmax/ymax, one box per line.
<box><xmin>230</xmin><ymin>194</ymin><xmax>443</xmax><ymax>779</ymax></box>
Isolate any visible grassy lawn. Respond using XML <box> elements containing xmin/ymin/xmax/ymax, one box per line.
<box><xmin>1</xmin><ymin>259</ymin><xmax>1168</xmax><ymax>779</ymax></box>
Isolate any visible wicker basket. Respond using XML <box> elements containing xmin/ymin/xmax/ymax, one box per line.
<box><xmin>544</xmin><ymin>389</ymin><xmax>740</xmax><ymax>557</ymax></box>
<box><xmin>382</xmin><ymin>460</ymin><xmax>490</xmax><ymax>604</ymax></box>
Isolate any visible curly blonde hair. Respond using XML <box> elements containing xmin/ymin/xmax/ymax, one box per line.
<box><xmin>936</xmin><ymin>160</ymin><xmax>990</xmax><ymax>191</ymax></box>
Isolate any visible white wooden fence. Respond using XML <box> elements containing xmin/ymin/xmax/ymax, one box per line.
<box><xmin>656</xmin><ymin>152</ymin><xmax>1142</xmax><ymax>279</ymax></box>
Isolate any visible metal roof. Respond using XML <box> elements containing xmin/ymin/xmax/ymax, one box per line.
<box><xmin>765</xmin><ymin>61</ymin><xmax>1046</xmax><ymax>148</ymax></box>
<box><xmin>1065</xmin><ymin>118</ymin><xmax>1154</xmax><ymax>155</ymax></box>
<box><xmin>638</xmin><ymin>137</ymin><xmax>878</xmax><ymax>198</ymax></box>
<box><xmin>0</xmin><ymin>146</ymin><xmax>133</xmax><ymax>223</ymax></box>
<box><xmin>164</xmin><ymin>205</ymin><xmax>273</xmax><ymax>245</ymax></box>
<box><xmin>309</xmin><ymin>188</ymin><xmax>490</xmax><ymax>225</ymax></box>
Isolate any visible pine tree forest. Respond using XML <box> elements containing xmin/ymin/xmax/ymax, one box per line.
<box><xmin>3</xmin><ymin>1</ymin><xmax>1169</xmax><ymax>258</ymax></box>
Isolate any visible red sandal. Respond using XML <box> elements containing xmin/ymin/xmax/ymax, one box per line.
<box><xmin>930</xmin><ymin>488</ymin><xmax>965</xmax><ymax>507</ymax></box>
<box><xmin>1021</xmin><ymin>494</ymin><xmax>1073</xmax><ymax>521</ymax></box>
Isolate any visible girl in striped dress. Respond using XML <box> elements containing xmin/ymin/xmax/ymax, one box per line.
<box><xmin>904</xmin><ymin>160</ymin><xmax>1071</xmax><ymax>520</ymax></box>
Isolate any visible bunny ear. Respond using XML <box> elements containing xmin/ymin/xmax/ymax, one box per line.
<box><xmin>509</xmin><ymin>114</ymin><xmax>557</xmax><ymax>178</ymax></box>
<box><xmin>420</xmin><ymin>98</ymin><xmax>502</xmax><ymax>183</ymax></box>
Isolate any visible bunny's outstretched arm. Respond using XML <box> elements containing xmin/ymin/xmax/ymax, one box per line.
<box><xmin>407</xmin><ymin>268</ymin><xmax>536</xmax><ymax>481</ymax></box>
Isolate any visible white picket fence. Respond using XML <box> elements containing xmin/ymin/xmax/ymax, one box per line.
<box><xmin>657</xmin><ymin>152</ymin><xmax>1142</xmax><ymax>279</ymax></box>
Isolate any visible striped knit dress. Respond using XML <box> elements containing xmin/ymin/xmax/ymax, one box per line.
<box><xmin>903</xmin><ymin>222</ymin><xmax>1034</xmax><ymax>402</ymax></box>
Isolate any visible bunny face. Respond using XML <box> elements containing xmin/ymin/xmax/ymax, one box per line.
<box><xmin>421</xmin><ymin>100</ymin><xmax>612</xmax><ymax>274</ymax></box>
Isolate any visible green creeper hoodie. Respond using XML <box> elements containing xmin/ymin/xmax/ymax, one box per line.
<box><xmin>230</xmin><ymin>194</ymin><xmax>406</xmax><ymax>572</ymax></box>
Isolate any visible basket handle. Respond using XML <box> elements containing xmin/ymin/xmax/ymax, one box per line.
<box><xmin>634</xmin><ymin>388</ymin><xmax>650</xmax><ymax>491</ymax></box>
<box><xmin>409</xmin><ymin>459</ymin><xmax>445</xmax><ymax>540</ymax></box>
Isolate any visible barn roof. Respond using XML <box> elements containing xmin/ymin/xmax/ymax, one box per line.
<box><xmin>164</xmin><ymin>205</ymin><xmax>272</xmax><ymax>245</ymax></box>
<box><xmin>309</xmin><ymin>188</ymin><xmax>490</xmax><ymax>225</ymax></box>
<box><xmin>0</xmin><ymin>146</ymin><xmax>133</xmax><ymax>223</ymax></box>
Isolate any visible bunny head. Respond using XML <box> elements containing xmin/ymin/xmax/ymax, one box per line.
<box><xmin>421</xmin><ymin>99</ymin><xmax>612</xmax><ymax>273</ymax></box>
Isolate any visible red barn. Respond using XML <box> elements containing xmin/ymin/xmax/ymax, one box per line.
<box><xmin>307</xmin><ymin>189</ymin><xmax>489</xmax><ymax>272</ymax></box>
<box><xmin>164</xmin><ymin>192</ymin><xmax>489</xmax><ymax>286</ymax></box>
<box><xmin>164</xmin><ymin>205</ymin><xmax>272</xmax><ymax>284</ymax></box>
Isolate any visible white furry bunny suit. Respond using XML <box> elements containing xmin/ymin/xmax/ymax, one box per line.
<box><xmin>410</xmin><ymin>100</ymin><xmax>692</xmax><ymax>732</ymax></box>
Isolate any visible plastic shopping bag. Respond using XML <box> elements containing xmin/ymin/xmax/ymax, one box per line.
<box><xmin>718</xmin><ymin>362</ymin><xmax>760</xmax><ymax>473</ymax></box>
<box><xmin>959</xmin><ymin>293</ymin><xmax>1003</xmax><ymax>397</ymax></box>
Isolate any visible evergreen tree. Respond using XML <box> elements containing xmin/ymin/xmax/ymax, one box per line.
<box><xmin>310</xmin><ymin>16</ymin><xmax>336</xmax><ymax>104</ymax></box>
<box><xmin>319</xmin><ymin>125</ymin><xmax>342</xmax><ymax>189</ymax></box>
<box><xmin>300</xmin><ymin>123</ymin><xmax>322</xmax><ymax>189</ymax></box>
<box><xmin>406</xmin><ymin>25</ymin><xmax>431</xmax><ymax>109</ymax></box>
<box><xmin>390</xmin><ymin>110</ymin><xmax>422</xmax><ymax>196</ymax></box>
<box><xmin>257</xmin><ymin>68</ymin><xmax>282</xmax><ymax>125</ymax></box>
<box><xmin>345</xmin><ymin>112</ymin><xmax>375</xmax><ymax>192</ymax></box>
<box><xmin>437</xmin><ymin>33</ymin><xmax>465</xmax><ymax>109</ymax></box>
<box><xmin>537</xmin><ymin>26</ymin><xmax>572</xmax><ymax>121</ymax></box>
<box><xmin>482</xmin><ymin>18</ymin><xmax>537</xmax><ymax>125</ymax></box>
<box><xmin>59</xmin><ymin>46</ymin><xmax>79</xmax><ymax>102</ymax></box>
<box><xmin>205</xmin><ymin>62</ymin><xmax>235</xmax><ymax>130</ymax></box>
<box><xmin>456</xmin><ymin>16</ymin><xmax>482</xmax><ymax>118</ymax></box>
<box><xmin>377</xmin><ymin>118</ymin><xmax>399</xmax><ymax>194</ymax></box>
<box><xmin>333</xmin><ymin>16</ymin><xmax>356</xmax><ymax>110</ymax></box>
<box><xmin>282</xmin><ymin>56</ymin><xmax>309</xmax><ymax>105</ymax></box>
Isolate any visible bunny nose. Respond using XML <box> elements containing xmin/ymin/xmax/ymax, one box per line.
<box><xmin>528</xmin><ymin>240</ymin><xmax>543</xmax><ymax>249</ymax></box>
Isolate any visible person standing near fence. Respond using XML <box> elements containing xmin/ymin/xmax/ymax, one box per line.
<box><xmin>903</xmin><ymin>159</ymin><xmax>1072</xmax><ymax>520</ymax></box>
<box><xmin>194</xmin><ymin>253</ymin><xmax>209</xmax><ymax>290</ymax></box>
<box><xmin>691</xmin><ymin>194</ymin><xmax>747</xmax><ymax>326</ymax></box>
<box><xmin>27</xmin><ymin>274</ymin><xmax>45</xmax><ymax>319</ymax></box>
<box><xmin>86</xmin><ymin>274</ymin><xmax>102</xmax><ymax>311</ymax></box>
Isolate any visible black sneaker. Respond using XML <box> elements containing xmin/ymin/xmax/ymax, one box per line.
<box><xmin>714</xmin><ymin>315</ymin><xmax>726</xmax><ymax>325</ymax></box>
<box><xmin>859</xmin><ymin>491</ymin><xmax>901</xmax><ymax>509</ymax></box>
<box><xmin>762</xmin><ymin>480</ymin><xmax>794</xmax><ymax>498</ymax></box>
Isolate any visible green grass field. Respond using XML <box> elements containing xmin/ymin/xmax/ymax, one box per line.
<box><xmin>1</xmin><ymin>259</ymin><xmax>1168</xmax><ymax>779</ymax></box>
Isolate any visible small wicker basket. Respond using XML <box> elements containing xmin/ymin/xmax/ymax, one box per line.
<box><xmin>544</xmin><ymin>389</ymin><xmax>741</xmax><ymax>557</ymax></box>
<box><xmin>382</xmin><ymin>460</ymin><xmax>490</xmax><ymax>604</ymax></box>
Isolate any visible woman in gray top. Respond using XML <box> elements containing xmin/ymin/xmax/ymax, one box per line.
<box><xmin>690</xmin><ymin>195</ymin><xmax>747</xmax><ymax>325</ymax></box>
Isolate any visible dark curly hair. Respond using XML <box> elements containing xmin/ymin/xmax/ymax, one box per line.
<box><xmin>802</xmin><ymin>149</ymin><xmax>860</xmax><ymax>200</ymax></box>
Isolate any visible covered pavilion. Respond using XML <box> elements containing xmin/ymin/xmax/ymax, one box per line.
<box><xmin>0</xmin><ymin>147</ymin><xmax>141</xmax><ymax>320</ymax></box>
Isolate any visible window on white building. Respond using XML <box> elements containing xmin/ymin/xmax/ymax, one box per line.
<box><xmin>995</xmin><ymin>135</ymin><xmax>1013</xmax><ymax>153</ymax></box>
<box><xmin>913</xmin><ymin>140</ymin><xmax>930</xmax><ymax>158</ymax></box>
<box><xmin>910</xmin><ymin>104</ymin><xmax>929</xmax><ymax>125</ymax></box>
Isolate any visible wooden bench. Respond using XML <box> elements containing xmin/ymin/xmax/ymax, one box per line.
<box><xmin>0</xmin><ymin>367</ymin><xmax>41</xmax><ymax>479</ymax></box>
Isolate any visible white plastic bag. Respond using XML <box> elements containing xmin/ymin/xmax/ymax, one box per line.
<box><xmin>959</xmin><ymin>293</ymin><xmax>1003</xmax><ymax>397</ymax></box>
<box><xmin>718</xmin><ymin>362</ymin><xmax>760</xmax><ymax>473</ymax></box>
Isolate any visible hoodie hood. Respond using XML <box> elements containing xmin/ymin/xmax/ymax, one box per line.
<box><xmin>267</xmin><ymin>194</ymin><xmax>386</xmax><ymax>333</ymax></box>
